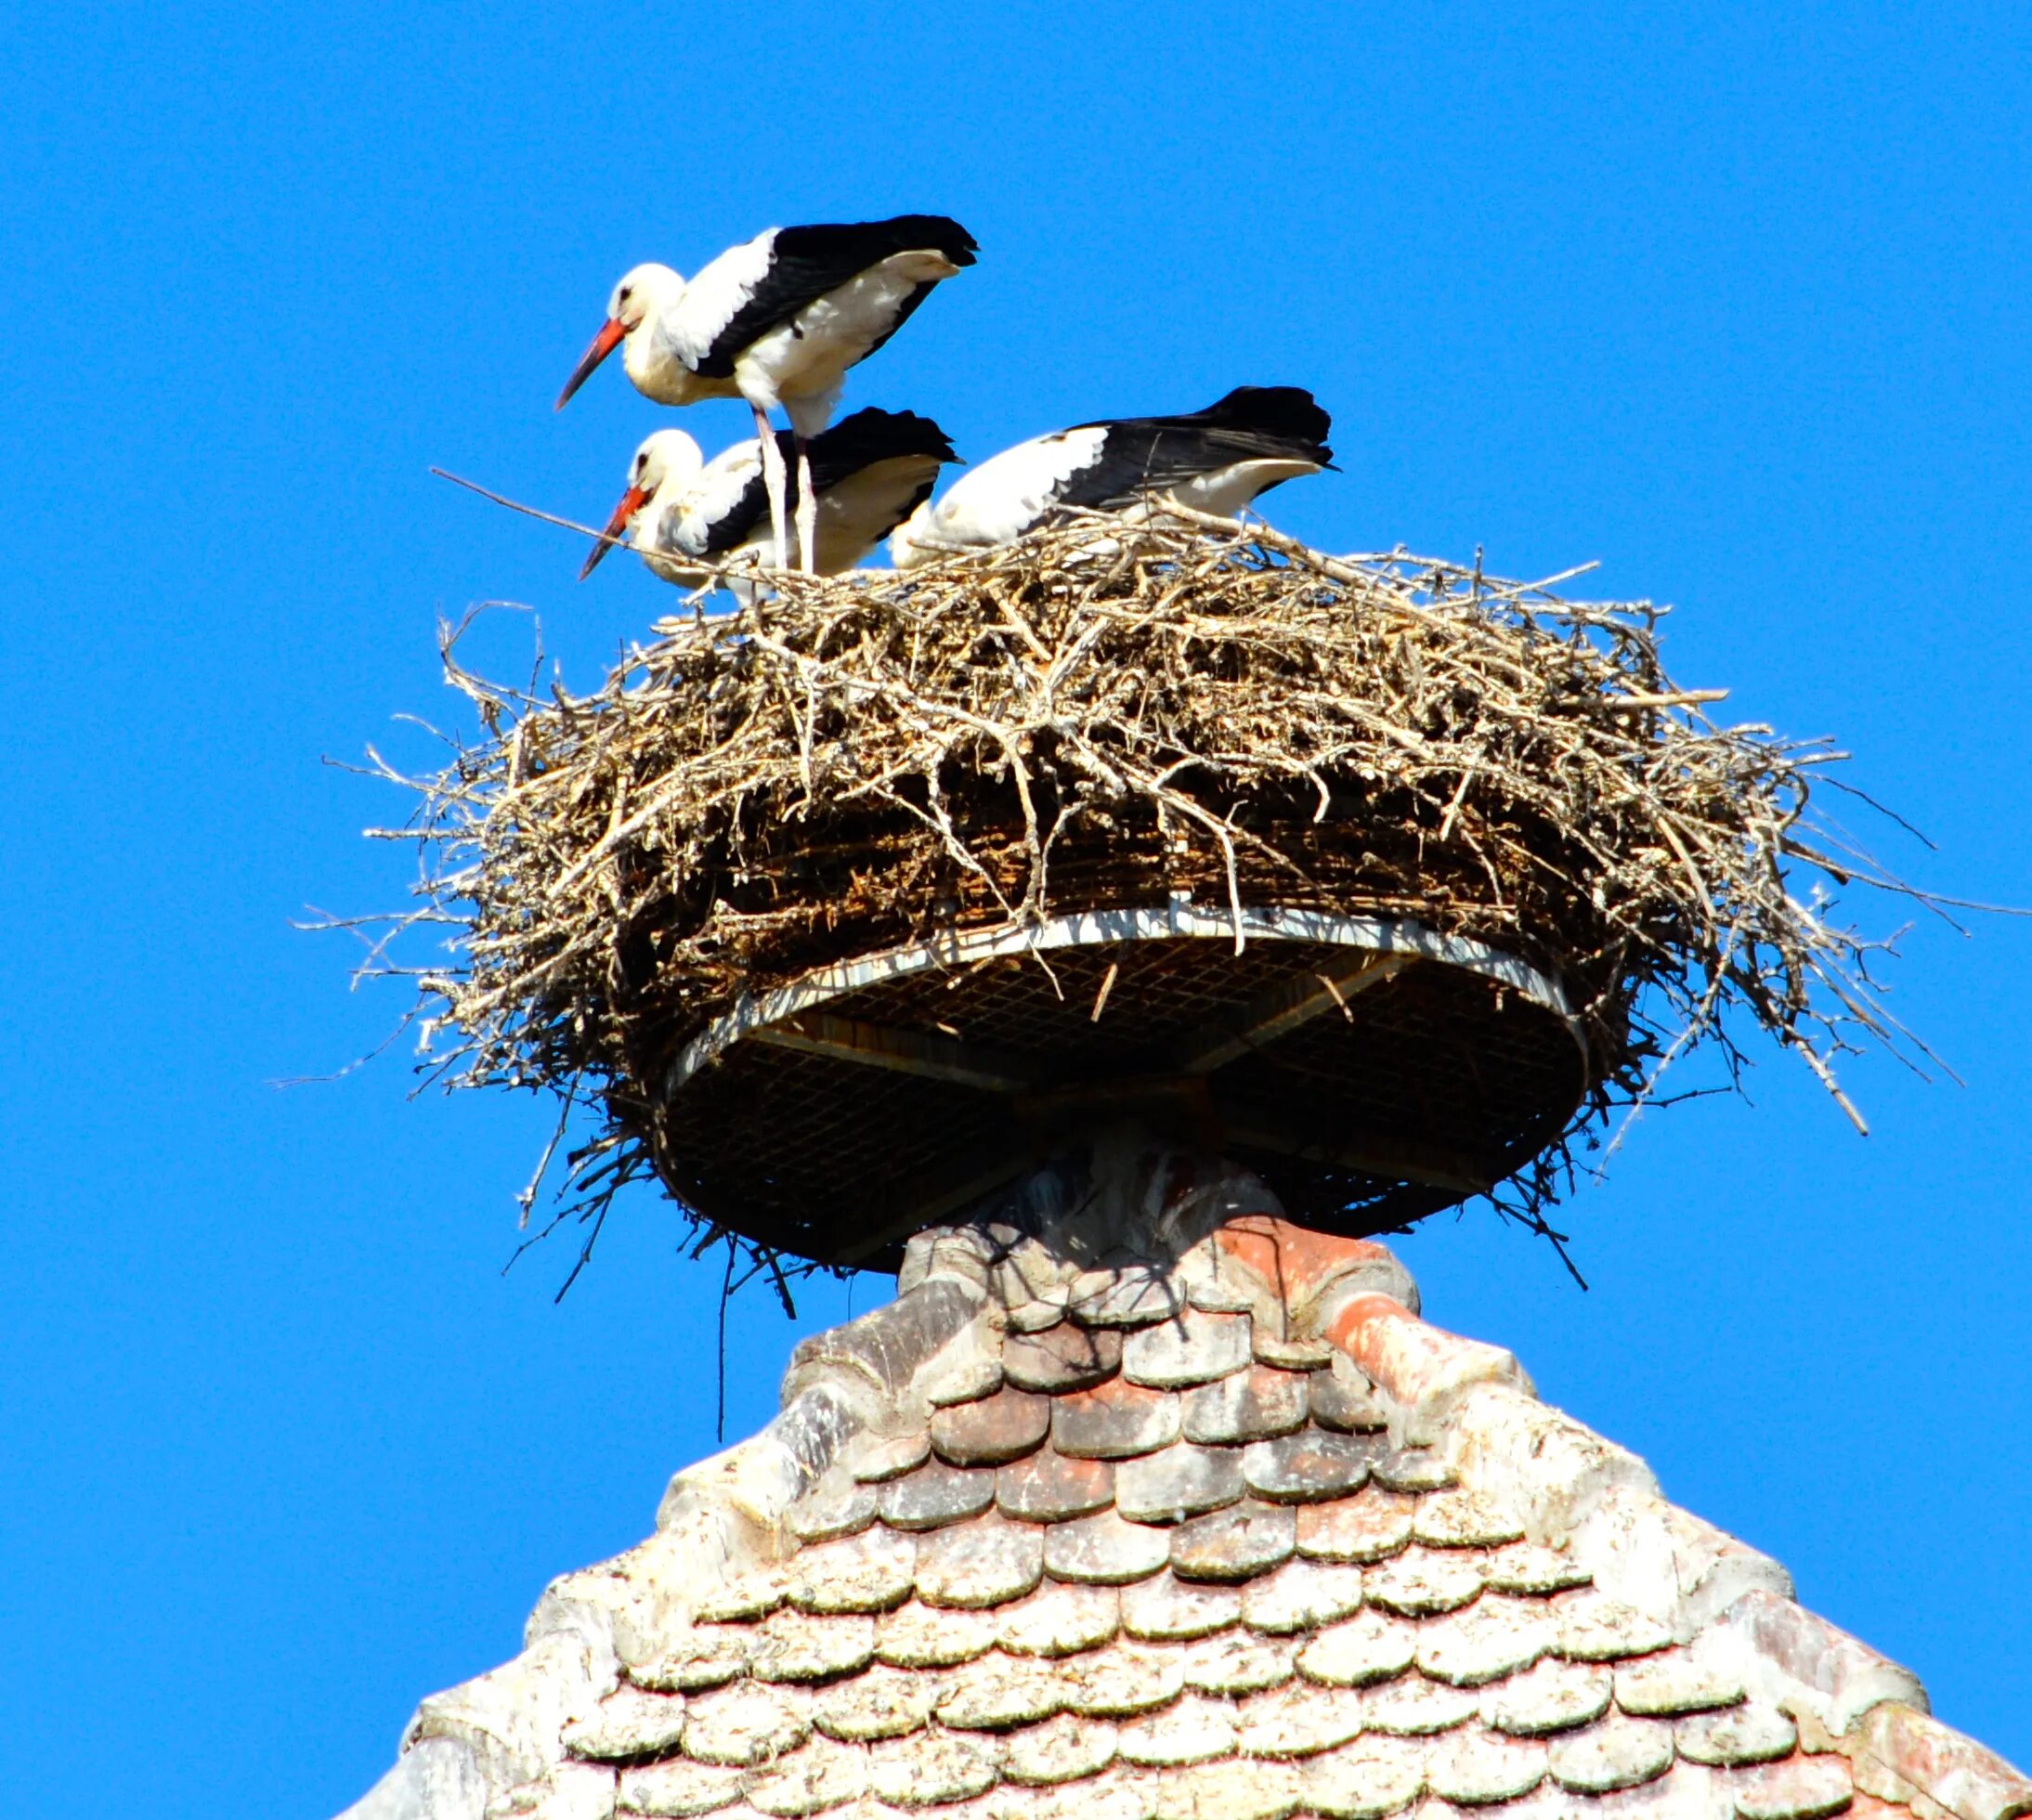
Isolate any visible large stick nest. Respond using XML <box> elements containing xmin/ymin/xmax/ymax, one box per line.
<box><xmin>363</xmin><ymin>514</ymin><xmax>1921</xmax><ymax>1280</ymax></box>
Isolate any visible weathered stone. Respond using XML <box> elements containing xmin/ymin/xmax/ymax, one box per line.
<box><xmin>1545</xmin><ymin>1713</ymin><xmax>1674</xmax><ymax>1792</ymax></box>
<box><xmin>1714</xmin><ymin>1589</ymin><xmax>1926</xmax><ymax>1737</ymax></box>
<box><xmin>866</xmin><ymin>1730</ymin><xmax>999</xmax><ymax>1806</ymax></box>
<box><xmin>1294</xmin><ymin>1489</ymin><xmax>1415</xmax><ymax>1564</ymax></box>
<box><xmin>1122</xmin><ymin>1309</ymin><xmax>1253</xmax><ymax>1388</ymax></box>
<box><xmin>986</xmin><ymin>1769</ymin><xmax>1148</xmax><ymax>1820</ymax></box>
<box><xmin>695</xmin><ymin>1567</ymin><xmax>789</xmax><ymax>1624</ymax></box>
<box><xmin>788</xmin><ymin>1528</ymin><xmax>918</xmax><ymax>1615</ymax></box>
<box><xmin>1115</xmin><ymin>1443</ymin><xmax>1245</xmax><ymax>1525</ymax></box>
<box><xmin>932</xmin><ymin>1387</ymin><xmax>1054</xmax><ymax>1467</ymax></box>
<box><xmin>748</xmin><ymin>1611</ymin><xmax>879</xmax><ymax>1684</ymax></box>
<box><xmin>1367</xmin><ymin>1447</ymin><xmax>1456</xmax><ymax>1494</ymax></box>
<box><xmin>1301</xmin><ymin>1736</ymin><xmax>1427</xmax><ymax>1818</ymax></box>
<box><xmin>1479</xmin><ymin>1540</ymin><xmax>1592</xmax><ymax>1596</ymax></box>
<box><xmin>850</xmin><ymin>1434</ymin><xmax>933</xmax><ymax>1485</ymax></box>
<box><xmin>1253</xmin><ymin>1332</ymin><xmax>1334</xmax><ymax>1372</ymax></box>
<box><xmin>811</xmin><ymin>1662</ymin><xmax>943</xmax><ymax>1742</ymax></box>
<box><xmin>916</xmin><ymin>1514</ymin><xmax>1046</xmax><ymax>1608</ymax></box>
<box><xmin>1232</xmin><ymin>1682</ymin><xmax>1366</xmax><ymax>1758</ymax></box>
<box><xmin>938</xmin><ymin>1655</ymin><xmax>1068</xmax><ymax>1729</ymax></box>
<box><xmin>996</xmin><ymin>1450</ymin><xmax>1114</xmax><ymax>1524</ymax></box>
<box><xmin>1059</xmin><ymin>1643</ymin><xmax>1189</xmax><ymax>1717</ymax></box>
<box><xmin>924</xmin><ymin>1352</ymin><xmax>1007</xmax><ymax>1410</ymax></box>
<box><xmin>1239</xmin><ymin>1559</ymin><xmax>1366</xmax><ymax>1635</ymax></box>
<box><xmin>1180</xmin><ymin>1366</ymin><xmax>1309</xmax><ymax>1445</ymax></box>
<box><xmin>997</xmin><ymin>1581</ymin><xmax>1121</xmax><ymax>1657</ymax></box>
<box><xmin>1413</xmin><ymin>1593</ymin><xmax>1557</xmax><ymax>1687</ymax></box>
<box><xmin>1178</xmin><ymin>1630</ymin><xmax>1295</xmax><ymax>1696</ymax></box>
<box><xmin>1168</xmin><ymin>1501</ymin><xmax>1296</xmax><ymax>1581</ymax></box>
<box><xmin>879</xmin><ymin>1462</ymin><xmax>997</xmax><ymax>1532</ymax></box>
<box><xmin>1673</xmin><ymin>1703</ymin><xmax>1799</xmax><ymax>1767</ymax></box>
<box><xmin>1304</xmin><ymin>1369</ymin><xmax>1388</xmax><ymax>1435</ymax></box>
<box><xmin>1003</xmin><ymin>1325</ymin><xmax>1123</xmax><ymax>1394</ymax></box>
<box><xmin>1413</xmin><ymin>1488</ymin><xmax>1528</xmax><ymax>1550</ymax></box>
<box><xmin>617</xmin><ymin>1759</ymin><xmax>748</xmax><ymax>1817</ymax></box>
<box><xmin>1121</xmin><ymin>1572</ymin><xmax>1244</xmax><ymax>1642</ymax></box>
<box><xmin>1005</xmin><ymin>1292</ymin><xmax>1073</xmax><ymax>1334</ymax></box>
<box><xmin>1551</xmin><ymin>1591</ymin><xmax>1675</xmax><ymax>1663</ymax></box>
<box><xmin>632</xmin><ymin>1629</ymin><xmax>749</xmax><ymax>1694</ymax></box>
<box><xmin>1150</xmin><ymin>1757</ymin><xmax>1305</xmax><ymax>1820</ymax></box>
<box><xmin>1116</xmin><ymin>1695</ymin><xmax>1237</xmax><ymax>1767</ymax></box>
<box><xmin>1480</xmin><ymin>1657</ymin><xmax>1613</xmax><ymax>1737</ymax></box>
<box><xmin>1294</xmin><ymin>1609</ymin><xmax>1417</xmax><ymax>1687</ymax></box>
<box><xmin>746</xmin><ymin>1737</ymin><xmax>869</xmax><ymax>1817</ymax></box>
<box><xmin>874</xmin><ymin>1601</ymin><xmax>999</xmax><ymax>1670</ymax></box>
<box><xmin>682</xmin><ymin>1684</ymin><xmax>812</xmax><ymax>1767</ymax></box>
<box><xmin>1424</xmin><ymin>1729</ymin><xmax>1548</xmax><ymax>1806</ymax></box>
<box><xmin>1070</xmin><ymin>1265</ymin><xmax>1185</xmax><ymax>1329</ymax></box>
<box><xmin>1001</xmin><ymin>1714</ymin><xmax>1120</xmax><ymax>1786</ymax></box>
<box><xmin>787</xmin><ymin>1276</ymin><xmax>985</xmax><ymax>1408</ymax></box>
<box><xmin>1360</xmin><ymin>1674</ymin><xmax>1479</xmax><ymax>1736</ymax></box>
<box><xmin>1729</xmin><ymin>1755</ymin><xmax>1856</xmax><ymax>1820</ymax></box>
<box><xmin>1242</xmin><ymin>1430</ymin><xmax>1378</xmax><ymax>1504</ymax></box>
<box><xmin>1042</xmin><ymin>1509</ymin><xmax>1172</xmax><ymax>1585</ymax></box>
<box><xmin>1614</xmin><ymin>1652</ymin><xmax>1744</xmax><ymax>1717</ymax></box>
<box><xmin>564</xmin><ymin>1689</ymin><xmax>690</xmax><ymax>1762</ymax></box>
<box><xmin>1052</xmin><ymin>1381</ymin><xmax>1182</xmax><ymax>1461</ymax></box>
<box><xmin>1853</xmin><ymin>1701</ymin><xmax>2032</xmax><ymax>1820</ymax></box>
<box><xmin>1362</xmin><ymin>1546</ymin><xmax>1484</xmax><ymax>1618</ymax></box>
<box><xmin>788</xmin><ymin>1483</ymin><xmax>879</xmax><ymax>1545</ymax></box>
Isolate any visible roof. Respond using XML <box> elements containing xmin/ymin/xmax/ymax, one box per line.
<box><xmin>340</xmin><ymin>1141</ymin><xmax>2032</xmax><ymax>1820</ymax></box>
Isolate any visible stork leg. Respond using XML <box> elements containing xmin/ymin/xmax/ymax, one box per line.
<box><xmin>752</xmin><ymin>400</ymin><xmax>790</xmax><ymax>572</ymax></box>
<box><xmin>793</xmin><ymin>436</ymin><xmax>819</xmax><ymax>575</ymax></box>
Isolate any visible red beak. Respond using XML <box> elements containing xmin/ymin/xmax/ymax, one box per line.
<box><xmin>555</xmin><ymin>317</ymin><xmax>628</xmax><ymax>410</ymax></box>
<box><xmin>580</xmin><ymin>485</ymin><xmax>649</xmax><ymax>579</ymax></box>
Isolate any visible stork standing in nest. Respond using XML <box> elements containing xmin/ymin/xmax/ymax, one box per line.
<box><xmin>556</xmin><ymin>215</ymin><xmax>978</xmax><ymax>575</ymax></box>
<box><xmin>889</xmin><ymin>386</ymin><xmax>1333</xmax><ymax>566</ymax></box>
<box><xmin>580</xmin><ymin>409</ymin><xmax>959</xmax><ymax>595</ymax></box>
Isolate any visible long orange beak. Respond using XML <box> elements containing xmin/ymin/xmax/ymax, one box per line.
<box><xmin>580</xmin><ymin>485</ymin><xmax>649</xmax><ymax>579</ymax></box>
<box><xmin>556</xmin><ymin>317</ymin><xmax>627</xmax><ymax>410</ymax></box>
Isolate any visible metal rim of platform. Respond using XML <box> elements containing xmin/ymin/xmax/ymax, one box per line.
<box><xmin>667</xmin><ymin>901</ymin><xmax>1584</xmax><ymax>1097</ymax></box>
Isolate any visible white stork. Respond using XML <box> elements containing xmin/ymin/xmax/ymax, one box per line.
<box><xmin>889</xmin><ymin>386</ymin><xmax>1334</xmax><ymax>567</ymax></box>
<box><xmin>580</xmin><ymin>409</ymin><xmax>959</xmax><ymax>595</ymax></box>
<box><xmin>556</xmin><ymin>215</ymin><xmax>978</xmax><ymax>573</ymax></box>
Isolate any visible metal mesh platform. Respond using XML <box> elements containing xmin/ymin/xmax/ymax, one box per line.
<box><xmin>648</xmin><ymin>903</ymin><xmax>1589</xmax><ymax>1270</ymax></box>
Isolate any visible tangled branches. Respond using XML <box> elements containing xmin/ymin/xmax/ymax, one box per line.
<box><xmin>356</xmin><ymin>514</ymin><xmax>1928</xmax><ymax>1275</ymax></box>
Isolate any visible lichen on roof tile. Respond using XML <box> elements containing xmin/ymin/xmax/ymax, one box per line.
<box><xmin>1295</xmin><ymin>1609</ymin><xmax>1418</xmax><ymax>1687</ymax></box>
<box><xmin>1041</xmin><ymin>1510</ymin><xmax>1171</xmax><ymax>1586</ymax></box>
<box><xmin>788</xmin><ymin>1529</ymin><xmax>918</xmax><ymax>1616</ymax></box>
<box><xmin>616</xmin><ymin>1757</ymin><xmax>747</xmax><ymax>1817</ymax></box>
<box><xmin>1180</xmin><ymin>1366</ymin><xmax>1309</xmax><ymax>1446</ymax></box>
<box><xmin>1238</xmin><ymin>1559</ymin><xmax>1365</xmax><ymax>1635</ymax></box>
<box><xmin>341</xmin><ymin>1156</ymin><xmax>2031</xmax><ymax>1820</ymax></box>
<box><xmin>1673</xmin><ymin>1702</ymin><xmax>1798</xmax><ymax>1767</ymax></box>
<box><xmin>1544</xmin><ymin>1712</ymin><xmax>1674</xmax><ymax>1793</ymax></box>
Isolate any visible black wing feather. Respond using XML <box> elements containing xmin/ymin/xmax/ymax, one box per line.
<box><xmin>698</xmin><ymin>410</ymin><xmax>959</xmax><ymax>556</ymax></box>
<box><xmin>692</xmin><ymin>215</ymin><xmax>978</xmax><ymax>377</ymax></box>
<box><xmin>1061</xmin><ymin>386</ymin><xmax>1335</xmax><ymax>510</ymax></box>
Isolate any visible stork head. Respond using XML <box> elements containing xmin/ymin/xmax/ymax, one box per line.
<box><xmin>580</xmin><ymin>429</ymin><xmax>704</xmax><ymax>579</ymax></box>
<box><xmin>555</xmin><ymin>262</ymin><xmax>684</xmax><ymax>410</ymax></box>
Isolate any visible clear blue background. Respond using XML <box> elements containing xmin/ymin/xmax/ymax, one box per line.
<box><xmin>3</xmin><ymin>5</ymin><xmax>2027</xmax><ymax>1814</ymax></box>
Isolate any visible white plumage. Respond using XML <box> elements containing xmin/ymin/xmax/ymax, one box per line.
<box><xmin>581</xmin><ymin>410</ymin><xmax>958</xmax><ymax>595</ymax></box>
<box><xmin>891</xmin><ymin>387</ymin><xmax>1334</xmax><ymax>568</ymax></box>
<box><xmin>556</xmin><ymin>216</ymin><xmax>977</xmax><ymax>573</ymax></box>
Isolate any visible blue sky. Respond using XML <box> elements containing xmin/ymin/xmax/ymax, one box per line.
<box><xmin>3</xmin><ymin>3</ymin><xmax>2028</xmax><ymax>1814</ymax></box>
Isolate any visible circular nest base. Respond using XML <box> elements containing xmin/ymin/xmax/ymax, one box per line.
<box><xmin>378</xmin><ymin>515</ymin><xmax>1908</xmax><ymax>1280</ymax></box>
<box><xmin>656</xmin><ymin>904</ymin><xmax>1584</xmax><ymax>1270</ymax></box>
